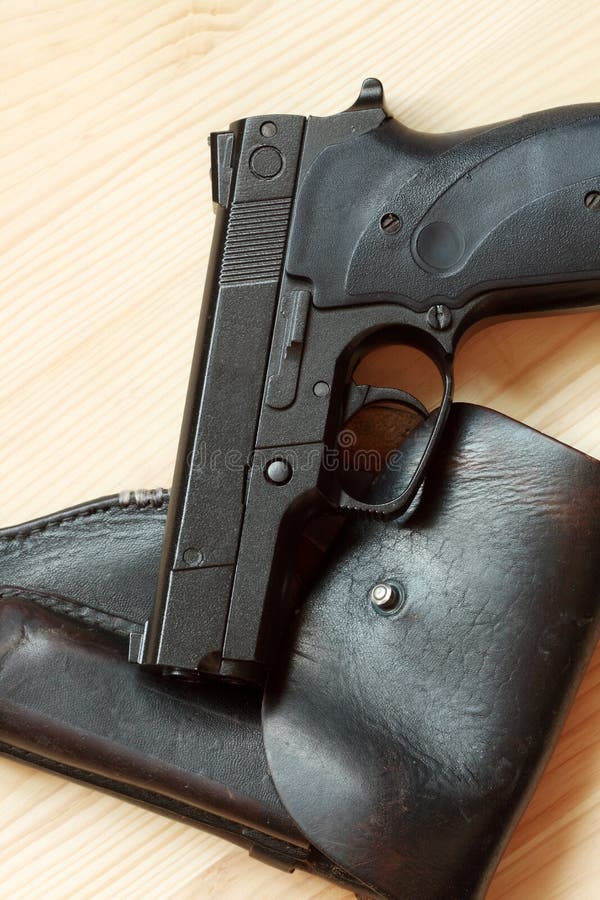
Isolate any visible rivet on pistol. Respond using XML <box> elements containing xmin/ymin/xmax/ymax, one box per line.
<box><xmin>313</xmin><ymin>380</ymin><xmax>330</xmax><ymax>397</ymax></box>
<box><xmin>265</xmin><ymin>458</ymin><xmax>293</xmax><ymax>485</ymax></box>
<box><xmin>183</xmin><ymin>547</ymin><xmax>204</xmax><ymax>566</ymax></box>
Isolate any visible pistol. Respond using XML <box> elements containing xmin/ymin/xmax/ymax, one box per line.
<box><xmin>2</xmin><ymin>81</ymin><xmax>600</xmax><ymax>899</ymax></box>
<box><xmin>130</xmin><ymin>78</ymin><xmax>599</xmax><ymax>681</ymax></box>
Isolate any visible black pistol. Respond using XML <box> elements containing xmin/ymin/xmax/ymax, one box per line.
<box><xmin>130</xmin><ymin>79</ymin><xmax>600</xmax><ymax>681</ymax></box>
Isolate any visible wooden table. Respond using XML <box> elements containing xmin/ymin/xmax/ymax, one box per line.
<box><xmin>1</xmin><ymin>1</ymin><xmax>599</xmax><ymax>897</ymax></box>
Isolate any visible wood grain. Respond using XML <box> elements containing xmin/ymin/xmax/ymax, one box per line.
<box><xmin>0</xmin><ymin>1</ymin><xmax>598</xmax><ymax>897</ymax></box>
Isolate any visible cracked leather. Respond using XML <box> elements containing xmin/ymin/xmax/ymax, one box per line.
<box><xmin>0</xmin><ymin>404</ymin><xmax>599</xmax><ymax>899</ymax></box>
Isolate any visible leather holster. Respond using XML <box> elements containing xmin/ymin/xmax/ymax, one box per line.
<box><xmin>1</xmin><ymin>404</ymin><xmax>599</xmax><ymax>899</ymax></box>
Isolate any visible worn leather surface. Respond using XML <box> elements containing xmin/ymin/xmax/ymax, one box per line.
<box><xmin>0</xmin><ymin>493</ymin><xmax>169</xmax><ymax>625</ymax></box>
<box><xmin>0</xmin><ymin>597</ymin><xmax>302</xmax><ymax>843</ymax></box>
<box><xmin>263</xmin><ymin>404</ymin><xmax>600</xmax><ymax>899</ymax></box>
<box><xmin>0</xmin><ymin>493</ymin><xmax>305</xmax><ymax>848</ymax></box>
<box><xmin>0</xmin><ymin>404</ymin><xmax>598</xmax><ymax>898</ymax></box>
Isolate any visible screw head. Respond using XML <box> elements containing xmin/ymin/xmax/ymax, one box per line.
<box><xmin>380</xmin><ymin>212</ymin><xmax>402</xmax><ymax>234</ymax></box>
<box><xmin>265</xmin><ymin>458</ymin><xmax>292</xmax><ymax>485</ymax></box>
<box><xmin>426</xmin><ymin>303</ymin><xmax>452</xmax><ymax>331</ymax></box>
<box><xmin>369</xmin><ymin>581</ymin><xmax>405</xmax><ymax>614</ymax></box>
<box><xmin>584</xmin><ymin>190</ymin><xmax>600</xmax><ymax>209</ymax></box>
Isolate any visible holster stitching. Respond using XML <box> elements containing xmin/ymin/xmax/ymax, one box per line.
<box><xmin>0</xmin><ymin>585</ymin><xmax>141</xmax><ymax>638</ymax></box>
<box><xmin>0</xmin><ymin>495</ymin><xmax>167</xmax><ymax>544</ymax></box>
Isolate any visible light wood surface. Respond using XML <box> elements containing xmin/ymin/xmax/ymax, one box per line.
<box><xmin>1</xmin><ymin>1</ymin><xmax>599</xmax><ymax>897</ymax></box>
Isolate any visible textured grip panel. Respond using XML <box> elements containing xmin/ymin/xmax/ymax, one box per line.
<box><xmin>220</xmin><ymin>198</ymin><xmax>292</xmax><ymax>285</ymax></box>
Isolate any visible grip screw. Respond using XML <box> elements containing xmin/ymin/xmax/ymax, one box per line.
<box><xmin>380</xmin><ymin>212</ymin><xmax>402</xmax><ymax>234</ymax></box>
<box><xmin>584</xmin><ymin>191</ymin><xmax>600</xmax><ymax>210</ymax></box>
<box><xmin>427</xmin><ymin>303</ymin><xmax>452</xmax><ymax>331</ymax></box>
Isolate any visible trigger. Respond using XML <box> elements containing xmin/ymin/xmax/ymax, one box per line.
<box><xmin>344</xmin><ymin>384</ymin><xmax>429</xmax><ymax>421</ymax></box>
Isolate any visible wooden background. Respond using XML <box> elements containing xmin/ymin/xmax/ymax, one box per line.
<box><xmin>1</xmin><ymin>1</ymin><xmax>599</xmax><ymax>897</ymax></box>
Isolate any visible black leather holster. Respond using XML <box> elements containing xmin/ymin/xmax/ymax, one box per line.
<box><xmin>1</xmin><ymin>404</ymin><xmax>598</xmax><ymax>899</ymax></box>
